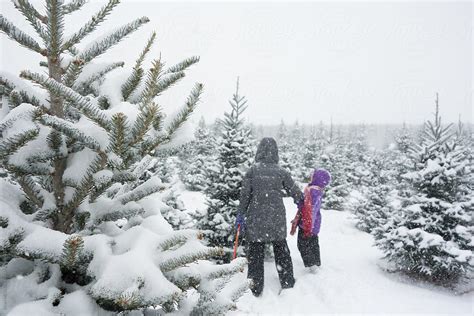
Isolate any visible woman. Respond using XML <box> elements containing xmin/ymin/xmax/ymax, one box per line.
<box><xmin>235</xmin><ymin>137</ymin><xmax>303</xmax><ymax>296</ymax></box>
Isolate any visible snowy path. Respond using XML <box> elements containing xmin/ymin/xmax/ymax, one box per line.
<box><xmin>232</xmin><ymin>199</ymin><xmax>472</xmax><ymax>315</ymax></box>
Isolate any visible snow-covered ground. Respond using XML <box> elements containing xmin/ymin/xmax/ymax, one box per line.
<box><xmin>232</xmin><ymin>198</ymin><xmax>473</xmax><ymax>315</ymax></box>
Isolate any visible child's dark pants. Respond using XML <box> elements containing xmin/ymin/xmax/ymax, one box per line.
<box><xmin>297</xmin><ymin>229</ymin><xmax>321</xmax><ymax>267</ymax></box>
<box><xmin>247</xmin><ymin>240</ymin><xmax>295</xmax><ymax>296</ymax></box>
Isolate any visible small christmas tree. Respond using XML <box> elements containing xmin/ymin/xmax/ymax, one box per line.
<box><xmin>198</xmin><ymin>78</ymin><xmax>254</xmax><ymax>250</ymax></box>
<box><xmin>374</xmin><ymin>95</ymin><xmax>474</xmax><ymax>285</ymax></box>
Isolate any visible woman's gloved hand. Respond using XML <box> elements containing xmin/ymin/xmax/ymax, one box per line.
<box><xmin>235</xmin><ymin>214</ymin><xmax>245</xmax><ymax>233</ymax></box>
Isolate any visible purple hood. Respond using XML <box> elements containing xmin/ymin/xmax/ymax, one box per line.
<box><xmin>310</xmin><ymin>169</ymin><xmax>331</xmax><ymax>188</ymax></box>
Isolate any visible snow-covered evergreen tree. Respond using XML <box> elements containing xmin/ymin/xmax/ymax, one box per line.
<box><xmin>277</xmin><ymin>119</ymin><xmax>293</xmax><ymax>173</ymax></box>
<box><xmin>287</xmin><ymin>121</ymin><xmax>305</xmax><ymax>181</ymax></box>
<box><xmin>198</xmin><ymin>78</ymin><xmax>254</xmax><ymax>250</ymax></box>
<box><xmin>320</xmin><ymin>136</ymin><xmax>350</xmax><ymax>211</ymax></box>
<box><xmin>0</xmin><ymin>1</ymin><xmax>248</xmax><ymax>313</ymax></box>
<box><xmin>300</xmin><ymin>126</ymin><xmax>323</xmax><ymax>182</ymax></box>
<box><xmin>181</xmin><ymin>118</ymin><xmax>215</xmax><ymax>191</ymax></box>
<box><xmin>374</xmin><ymin>95</ymin><xmax>474</xmax><ymax>285</ymax></box>
<box><xmin>345</xmin><ymin>125</ymin><xmax>371</xmax><ymax>187</ymax></box>
<box><xmin>395</xmin><ymin>122</ymin><xmax>413</xmax><ymax>154</ymax></box>
<box><xmin>352</xmin><ymin>150</ymin><xmax>393</xmax><ymax>232</ymax></box>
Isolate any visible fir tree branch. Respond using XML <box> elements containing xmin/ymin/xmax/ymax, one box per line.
<box><xmin>122</xmin><ymin>32</ymin><xmax>156</xmax><ymax>101</ymax></box>
<box><xmin>138</xmin><ymin>59</ymin><xmax>163</xmax><ymax>106</ymax></box>
<box><xmin>12</xmin><ymin>0</ymin><xmax>48</xmax><ymax>41</ymax></box>
<box><xmin>61</xmin><ymin>0</ymin><xmax>120</xmax><ymax>52</ymax></box>
<box><xmin>118</xmin><ymin>177</ymin><xmax>165</xmax><ymax>204</ymax></box>
<box><xmin>164</xmin><ymin>56</ymin><xmax>200</xmax><ymax>74</ymax></box>
<box><xmin>160</xmin><ymin>247</ymin><xmax>224</xmax><ymax>272</ymax></box>
<box><xmin>7</xmin><ymin>162</ymin><xmax>52</xmax><ymax>177</ymax></box>
<box><xmin>129</xmin><ymin>104</ymin><xmax>158</xmax><ymax>146</ymax></box>
<box><xmin>62</xmin><ymin>61</ymin><xmax>83</xmax><ymax>88</ymax></box>
<box><xmin>62</xmin><ymin>0</ymin><xmax>87</xmax><ymax>15</ymax></box>
<box><xmin>0</xmin><ymin>75</ymin><xmax>45</xmax><ymax>108</ymax></box>
<box><xmin>46</xmin><ymin>0</ymin><xmax>65</xmax><ymax>58</ymax></box>
<box><xmin>40</xmin><ymin>114</ymin><xmax>102</xmax><ymax>150</ymax></box>
<box><xmin>0</xmin><ymin>128</ymin><xmax>39</xmax><ymax>160</ymax></box>
<box><xmin>89</xmin><ymin>171</ymin><xmax>137</xmax><ymax>202</ymax></box>
<box><xmin>158</xmin><ymin>230</ymin><xmax>202</xmax><ymax>251</ymax></box>
<box><xmin>154</xmin><ymin>72</ymin><xmax>185</xmax><ymax>97</ymax></box>
<box><xmin>21</xmin><ymin>70</ymin><xmax>110</xmax><ymax>129</ymax></box>
<box><xmin>60</xmin><ymin>235</ymin><xmax>84</xmax><ymax>268</ymax></box>
<box><xmin>112</xmin><ymin>170</ymin><xmax>138</xmax><ymax>183</ymax></box>
<box><xmin>27</xmin><ymin>150</ymin><xmax>65</xmax><ymax>164</ymax></box>
<box><xmin>109</xmin><ymin>112</ymin><xmax>129</xmax><ymax>160</ymax></box>
<box><xmin>7</xmin><ymin>89</ymin><xmax>44</xmax><ymax>108</ymax></box>
<box><xmin>165</xmin><ymin>83</ymin><xmax>203</xmax><ymax>138</ymax></box>
<box><xmin>93</xmin><ymin>204</ymin><xmax>145</xmax><ymax>224</ymax></box>
<box><xmin>79</xmin><ymin>17</ymin><xmax>149</xmax><ymax>63</ymax></box>
<box><xmin>0</xmin><ymin>14</ymin><xmax>45</xmax><ymax>54</ymax></box>
<box><xmin>0</xmin><ymin>103</ymin><xmax>41</xmax><ymax>134</ymax></box>
<box><xmin>204</xmin><ymin>258</ymin><xmax>246</xmax><ymax>280</ymax></box>
<box><xmin>67</xmin><ymin>45</ymin><xmax>79</xmax><ymax>55</ymax></box>
<box><xmin>17</xmin><ymin>175</ymin><xmax>44</xmax><ymax>208</ymax></box>
<box><xmin>0</xmin><ymin>76</ymin><xmax>15</xmax><ymax>95</ymax></box>
<box><xmin>74</xmin><ymin>61</ymin><xmax>124</xmax><ymax>95</ymax></box>
<box><xmin>62</xmin><ymin>153</ymin><xmax>106</xmax><ymax>224</ymax></box>
<box><xmin>140</xmin><ymin>133</ymin><xmax>165</xmax><ymax>157</ymax></box>
<box><xmin>63</xmin><ymin>17</ymin><xmax>149</xmax><ymax>87</ymax></box>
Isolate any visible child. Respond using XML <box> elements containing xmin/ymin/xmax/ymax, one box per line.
<box><xmin>290</xmin><ymin>169</ymin><xmax>331</xmax><ymax>271</ymax></box>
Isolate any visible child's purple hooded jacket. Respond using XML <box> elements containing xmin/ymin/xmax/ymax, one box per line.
<box><xmin>299</xmin><ymin>169</ymin><xmax>331</xmax><ymax>237</ymax></box>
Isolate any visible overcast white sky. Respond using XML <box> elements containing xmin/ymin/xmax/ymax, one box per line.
<box><xmin>0</xmin><ymin>0</ymin><xmax>472</xmax><ymax>125</ymax></box>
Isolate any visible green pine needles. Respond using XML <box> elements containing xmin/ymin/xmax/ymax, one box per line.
<box><xmin>1</xmin><ymin>0</ymin><xmax>203</xmax><ymax>233</ymax></box>
<box><xmin>1</xmin><ymin>0</ymin><xmax>248</xmax><ymax>314</ymax></box>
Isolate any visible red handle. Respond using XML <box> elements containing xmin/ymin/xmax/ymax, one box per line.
<box><xmin>232</xmin><ymin>224</ymin><xmax>241</xmax><ymax>260</ymax></box>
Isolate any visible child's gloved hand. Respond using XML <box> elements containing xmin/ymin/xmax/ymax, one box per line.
<box><xmin>290</xmin><ymin>213</ymin><xmax>300</xmax><ymax>236</ymax></box>
<box><xmin>235</xmin><ymin>214</ymin><xmax>245</xmax><ymax>233</ymax></box>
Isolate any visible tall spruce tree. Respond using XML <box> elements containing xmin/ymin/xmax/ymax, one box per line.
<box><xmin>198</xmin><ymin>78</ymin><xmax>254</xmax><ymax>250</ymax></box>
<box><xmin>0</xmin><ymin>1</ymin><xmax>248</xmax><ymax>314</ymax></box>
<box><xmin>374</xmin><ymin>95</ymin><xmax>473</xmax><ymax>285</ymax></box>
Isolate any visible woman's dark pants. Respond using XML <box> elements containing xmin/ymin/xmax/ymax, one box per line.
<box><xmin>297</xmin><ymin>228</ymin><xmax>321</xmax><ymax>267</ymax></box>
<box><xmin>247</xmin><ymin>240</ymin><xmax>295</xmax><ymax>296</ymax></box>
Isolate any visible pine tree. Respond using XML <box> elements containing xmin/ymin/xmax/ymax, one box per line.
<box><xmin>320</xmin><ymin>134</ymin><xmax>350</xmax><ymax>211</ymax></box>
<box><xmin>277</xmin><ymin>119</ymin><xmax>293</xmax><ymax>173</ymax></box>
<box><xmin>181</xmin><ymin>117</ymin><xmax>215</xmax><ymax>191</ymax></box>
<box><xmin>284</xmin><ymin>120</ymin><xmax>305</xmax><ymax>182</ymax></box>
<box><xmin>395</xmin><ymin>122</ymin><xmax>413</xmax><ymax>154</ymax></box>
<box><xmin>352</xmin><ymin>150</ymin><xmax>392</xmax><ymax>232</ymax></box>
<box><xmin>345</xmin><ymin>125</ymin><xmax>371</xmax><ymax>187</ymax></box>
<box><xmin>198</xmin><ymin>78</ymin><xmax>254</xmax><ymax>250</ymax></box>
<box><xmin>374</xmin><ymin>95</ymin><xmax>474</xmax><ymax>285</ymax></box>
<box><xmin>0</xmin><ymin>1</ymin><xmax>247</xmax><ymax>313</ymax></box>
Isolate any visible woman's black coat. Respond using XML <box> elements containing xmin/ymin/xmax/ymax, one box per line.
<box><xmin>237</xmin><ymin>138</ymin><xmax>303</xmax><ymax>242</ymax></box>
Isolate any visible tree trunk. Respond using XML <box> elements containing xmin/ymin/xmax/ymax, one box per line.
<box><xmin>48</xmin><ymin>54</ymin><xmax>71</xmax><ymax>233</ymax></box>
